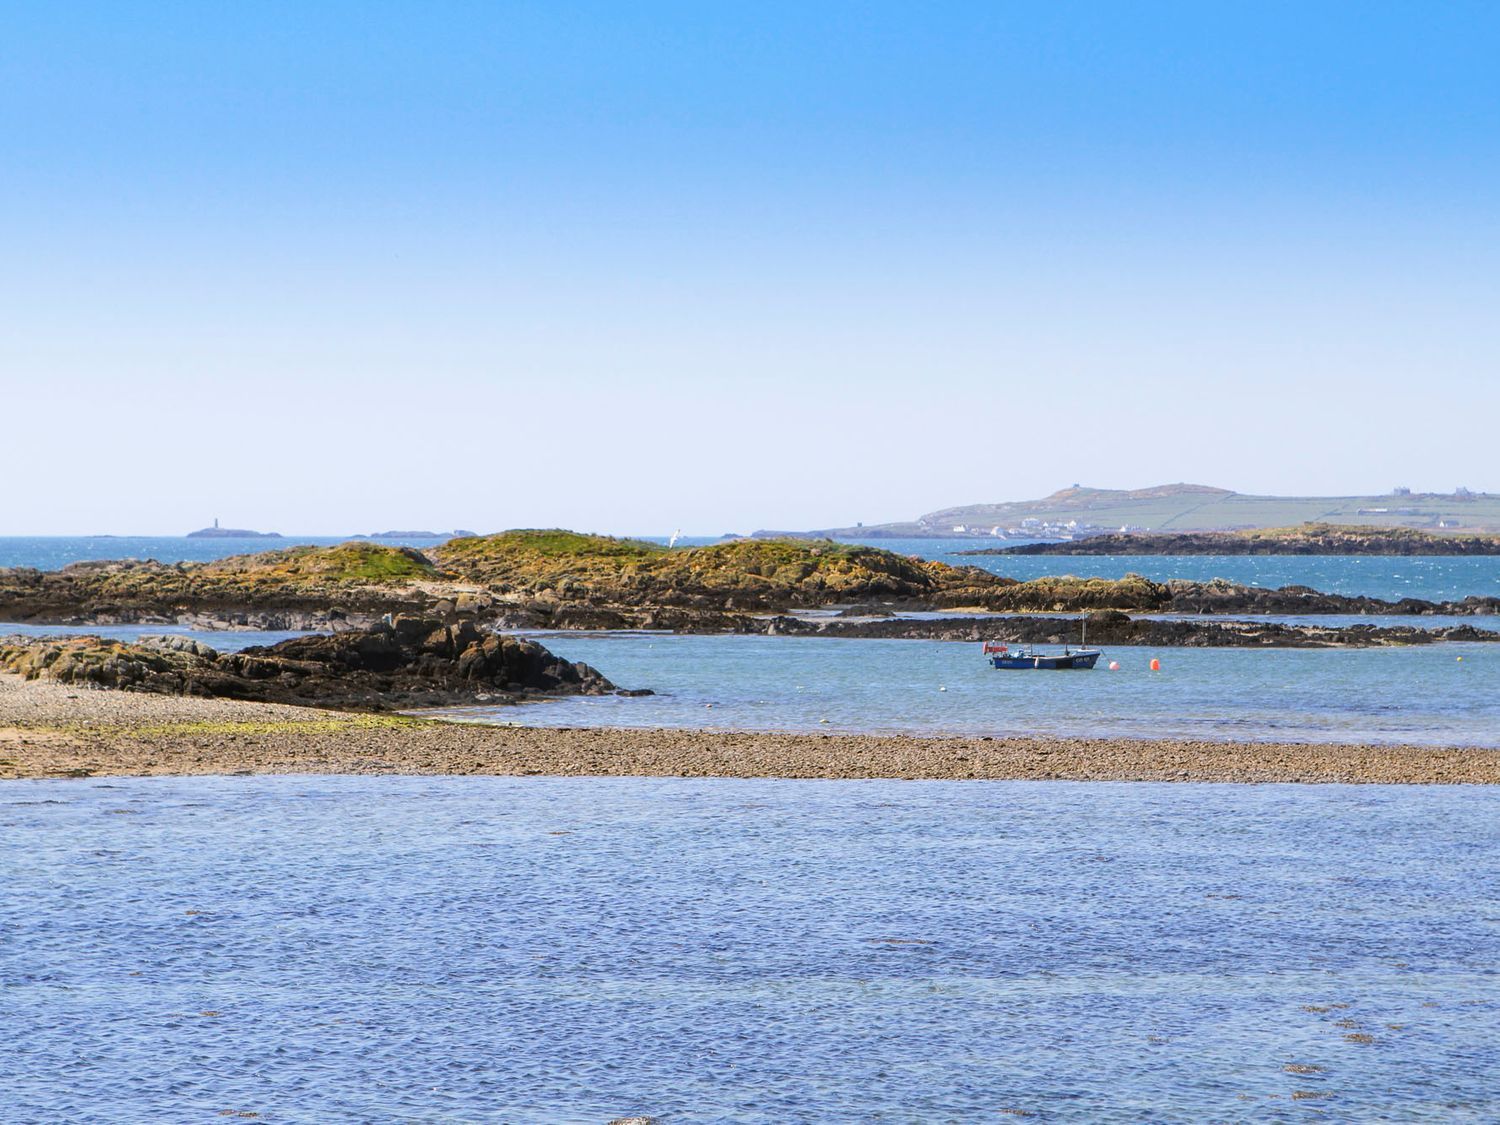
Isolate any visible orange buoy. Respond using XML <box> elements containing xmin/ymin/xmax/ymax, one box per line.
<box><xmin>1108</xmin><ymin>661</ymin><xmax>1120</xmax><ymax>671</ymax></box>
<box><xmin>1150</xmin><ymin>658</ymin><xmax>1161</xmax><ymax>671</ymax></box>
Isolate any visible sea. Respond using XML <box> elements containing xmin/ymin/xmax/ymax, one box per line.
<box><xmin>4</xmin><ymin>775</ymin><xmax>1497</xmax><ymax>1121</ymax></box>
<box><xmin>4</xmin><ymin>535</ymin><xmax>1499</xmax><ymax>1120</ymax></box>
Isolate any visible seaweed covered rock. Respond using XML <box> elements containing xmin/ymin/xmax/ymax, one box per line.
<box><xmin>0</xmin><ymin>616</ymin><xmax>628</xmax><ymax>711</ymax></box>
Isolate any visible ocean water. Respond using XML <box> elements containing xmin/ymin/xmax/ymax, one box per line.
<box><xmin>848</xmin><ymin>538</ymin><xmax>1500</xmax><ymax>604</ymax></box>
<box><xmin>442</xmin><ymin>632</ymin><xmax>1500</xmax><ymax>747</ymax></box>
<box><xmin>4</xmin><ymin>775</ymin><xmax>1496</xmax><ymax>1122</ymax></box>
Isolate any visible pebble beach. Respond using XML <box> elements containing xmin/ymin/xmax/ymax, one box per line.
<box><xmin>4</xmin><ymin>673</ymin><xmax>1495</xmax><ymax>785</ymax></box>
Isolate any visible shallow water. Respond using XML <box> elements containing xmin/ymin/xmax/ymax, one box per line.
<box><xmin>3</xmin><ymin>775</ymin><xmax>1496</xmax><ymax>1122</ymax></box>
<box><xmin>447</xmin><ymin>632</ymin><xmax>1500</xmax><ymax>747</ymax></box>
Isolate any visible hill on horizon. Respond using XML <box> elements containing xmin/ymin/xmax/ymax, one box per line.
<box><xmin>776</xmin><ymin>483</ymin><xmax>1500</xmax><ymax>538</ymax></box>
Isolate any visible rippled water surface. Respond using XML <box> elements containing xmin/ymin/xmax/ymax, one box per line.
<box><xmin>3</xmin><ymin>776</ymin><xmax>1496</xmax><ymax>1122</ymax></box>
<box><xmin>447</xmin><ymin>633</ymin><xmax>1500</xmax><ymax>747</ymax></box>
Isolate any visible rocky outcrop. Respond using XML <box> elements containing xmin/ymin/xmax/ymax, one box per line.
<box><xmin>970</xmin><ymin>523</ymin><xmax>1500</xmax><ymax>556</ymax></box>
<box><xmin>1163</xmin><ymin>578</ymin><xmax>1500</xmax><ymax>617</ymax></box>
<box><xmin>966</xmin><ymin>573</ymin><xmax>1173</xmax><ymax>613</ymax></box>
<box><xmin>0</xmin><ymin>617</ymin><xmax>631</xmax><ymax>711</ymax></box>
<box><xmin>2</xmin><ymin>532</ymin><xmax>1494</xmax><ymax>646</ymax></box>
<box><xmin>749</xmin><ymin>610</ymin><xmax>1500</xmax><ymax>648</ymax></box>
<box><xmin>0</xmin><ymin>545</ymin><xmax>448</xmax><ymax>628</ymax></box>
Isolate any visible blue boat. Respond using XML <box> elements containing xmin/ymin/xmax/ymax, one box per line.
<box><xmin>983</xmin><ymin>619</ymin><xmax>1101</xmax><ymax>670</ymax></box>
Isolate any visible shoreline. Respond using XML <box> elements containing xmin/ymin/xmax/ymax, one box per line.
<box><xmin>3</xmin><ymin>675</ymin><xmax>1495</xmax><ymax>785</ymax></box>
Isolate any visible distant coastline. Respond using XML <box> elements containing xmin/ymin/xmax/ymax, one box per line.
<box><xmin>764</xmin><ymin>482</ymin><xmax>1500</xmax><ymax>540</ymax></box>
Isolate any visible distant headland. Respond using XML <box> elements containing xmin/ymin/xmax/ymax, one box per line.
<box><xmin>762</xmin><ymin>483</ymin><xmax>1500</xmax><ymax>540</ymax></box>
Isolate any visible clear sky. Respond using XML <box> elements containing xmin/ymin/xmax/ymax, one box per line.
<box><xmin>4</xmin><ymin>2</ymin><xmax>1497</xmax><ymax>534</ymax></box>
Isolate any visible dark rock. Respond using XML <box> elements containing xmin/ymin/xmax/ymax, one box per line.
<box><xmin>0</xmin><ymin>617</ymin><xmax>627</xmax><ymax>711</ymax></box>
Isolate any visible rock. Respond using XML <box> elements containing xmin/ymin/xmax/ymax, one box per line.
<box><xmin>970</xmin><ymin>523</ymin><xmax>1500</xmax><ymax>557</ymax></box>
<box><xmin>137</xmin><ymin>634</ymin><xmax>220</xmax><ymax>658</ymax></box>
<box><xmin>0</xmin><ymin>618</ymin><xmax>629</xmax><ymax>711</ymax></box>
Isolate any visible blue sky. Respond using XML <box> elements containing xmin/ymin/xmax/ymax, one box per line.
<box><xmin>3</xmin><ymin>2</ymin><xmax>1498</xmax><ymax>534</ymax></box>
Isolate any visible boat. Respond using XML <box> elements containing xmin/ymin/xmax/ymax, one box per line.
<box><xmin>983</xmin><ymin>618</ymin><xmax>1101</xmax><ymax>670</ymax></box>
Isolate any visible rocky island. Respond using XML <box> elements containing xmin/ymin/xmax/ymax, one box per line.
<box><xmin>0</xmin><ymin>530</ymin><xmax>1495</xmax><ymax>650</ymax></box>
<box><xmin>970</xmin><ymin>523</ymin><xmax>1500</xmax><ymax>556</ymax></box>
<box><xmin>187</xmin><ymin>523</ymin><xmax>282</xmax><ymax>539</ymax></box>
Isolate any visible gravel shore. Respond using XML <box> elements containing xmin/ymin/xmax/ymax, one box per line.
<box><xmin>2</xmin><ymin>674</ymin><xmax>1495</xmax><ymax>785</ymax></box>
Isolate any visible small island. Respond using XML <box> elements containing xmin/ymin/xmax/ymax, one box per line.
<box><xmin>186</xmin><ymin>519</ymin><xmax>282</xmax><ymax>539</ymax></box>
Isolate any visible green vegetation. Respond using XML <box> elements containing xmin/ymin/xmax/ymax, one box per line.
<box><xmin>199</xmin><ymin>542</ymin><xmax>438</xmax><ymax>585</ymax></box>
<box><xmin>442</xmin><ymin>529</ymin><xmax>667</xmax><ymax>560</ymax></box>
<box><xmin>433</xmin><ymin>530</ymin><xmax>991</xmax><ymax>607</ymax></box>
<box><xmin>2</xmin><ymin>542</ymin><xmax>444</xmax><ymax>608</ymax></box>
<box><xmin>977</xmin><ymin>573</ymin><xmax>1172</xmax><ymax>613</ymax></box>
